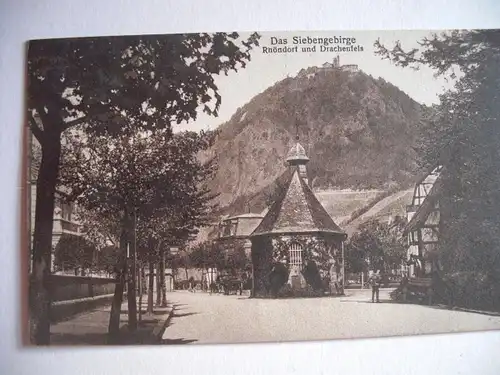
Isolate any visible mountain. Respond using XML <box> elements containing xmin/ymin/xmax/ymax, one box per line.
<box><xmin>202</xmin><ymin>64</ymin><xmax>426</xmax><ymax>217</ymax></box>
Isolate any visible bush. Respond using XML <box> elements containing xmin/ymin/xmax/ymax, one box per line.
<box><xmin>268</xmin><ymin>263</ymin><xmax>289</xmax><ymax>297</ymax></box>
<box><xmin>444</xmin><ymin>272</ymin><xmax>500</xmax><ymax>311</ymax></box>
<box><xmin>390</xmin><ymin>272</ymin><xmax>500</xmax><ymax>312</ymax></box>
<box><xmin>277</xmin><ymin>283</ymin><xmax>294</xmax><ymax>298</ymax></box>
<box><xmin>242</xmin><ymin>277</ymin><xmax>253</xmax><ymax>290</ymax></box>
<box><xmin>302</xmin><ymin>261</ymin><xmax>323</xmax><ymax>291</ymax></box>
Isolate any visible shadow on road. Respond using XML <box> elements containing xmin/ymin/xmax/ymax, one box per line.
<box><xmin>340</xmin><ymin>299</ymin><xmax>394</xmax><ymax>304</ymax></box>
<box><xmin>173</xmin><ymin>312</ymin><xmax>199</xmax><ymax>318</ymax></box>
<box><xmin>50</xmin><ymin>332</ymin><xmax>108</xmax><ymax>346</ymax></box>
<box><xmin>160</xmin><ymin>338</ymin><xmax>198</xmax><ymax>345</ymax></box>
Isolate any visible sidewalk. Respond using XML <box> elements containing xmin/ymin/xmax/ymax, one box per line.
<box><xmin>50</xmin><ymin>296</ymin><xmax>174</xmax><ymax>345</ymax></box>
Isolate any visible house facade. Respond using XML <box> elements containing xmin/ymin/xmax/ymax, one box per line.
<box><xmin>29</xmin><ymin>183</ymin><xmax>83</xmax><ymax>274</ymax></box>
<box><xmin>404</xmin><ymin>166</ymin><xmax>443</xmax><ymax>277</ymax></box>
<box><xmin>217</xmin><ymin>212</ymin><xmax>265</xmax><ymax>257</ymax></box>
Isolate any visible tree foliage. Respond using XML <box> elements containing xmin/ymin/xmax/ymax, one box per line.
<box><xmin>188</xmin><ymin>238</ymin><xmax>249</xmax><ymax>274</ymax></box>
<box><xmin>53</xmin><ymin>234</ymin><xmax>96</xmax><ymax>275</ymax></box>
<box><xmin>345</xmin><ymin>217</ymin><xmax>407</xmax><ymax>273</ymax></box>
<box><xmin>95</xmin><ymin>245</ymin><xmax>121</xmax><ymax>276</ymax></box>
<box><xmin>375</xmin><ymin>30</ymin><xmax>500</xmax><ymax>281</ymax></box>
<box><xmin>28</xmin><ymin>33</ymin><xmax>261</xmax><ymax>138</ymax></box>
<box><xmin>28</xmin><ymin>32</ymin><xmax>260</xmax><ymax>344</ymax></box>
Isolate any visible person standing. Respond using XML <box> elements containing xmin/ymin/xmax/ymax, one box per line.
<box><xmin>369</xmin><ymin>270</ymin><xmax>381</xmax><ymax>303</ymax></box>
<box><xmin>188</xmin><ymin>276</ymin><xmax>195</xmax><ymax>293</ymax></box>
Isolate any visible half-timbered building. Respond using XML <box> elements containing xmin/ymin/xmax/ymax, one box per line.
<box><xmin>404</xmin><ymin>165</ymin><xmax>443</xmax><ymax>277</ymax></box>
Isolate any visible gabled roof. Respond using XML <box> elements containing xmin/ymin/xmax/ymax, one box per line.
<box><xmin>225</xmin><ymin>213</ymin><xmax>264</xmax><ymax>221</ymax></box>
<box><xmin>251</xmin><ymin>167</ymin><xmax>346</xmax><ymax>238</ymax></box>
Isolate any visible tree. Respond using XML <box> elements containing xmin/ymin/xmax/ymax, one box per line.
<box><xmin>189</xmin><ymin>240</ymin><xmax>225</xmax><ymax>271</ymax></box>
<box><xmin>96</xmin><ymin>245</ymin><xmax>121</xmax><ymax>277</ymax></box>
<box><xmin>374</xmin><ymin>30</ymin><xmax>500</xmax><ymax>301</ymax></box>
<box><xmin>226</xmin><ymin>244</ymin><xmax>250</xmax><ymax>275</ymax></box>
<box><xmin>345</xmin><ymin>218</ymin><xmax>407</xmax><ymax>274</ymax></box>
<box><xmin>28</xmin><ymin>33</ymin><xmax>260</xmax><ymax>343</ymax></box>
<box><xmin>53</xmin><ymin>234</ymin><xmax>96</xmax><ymax>275</ymax></box>
<box><xmin>59</xmin><ymin>128</ymin><xmax>218</xmax><ymax>337</ymax></box>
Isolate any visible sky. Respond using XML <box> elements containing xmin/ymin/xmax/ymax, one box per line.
<box><xmin>173</xmin><ymin>30</ymin><xmax>455</xmax><ymax>133</ymax></box>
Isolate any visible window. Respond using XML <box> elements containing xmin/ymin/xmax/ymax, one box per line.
<box><xmin>61</xmin><ymin>201</ymin><xmax>73</xmax><ymax>221</ymax></box>
<box><xmin>288</xmin><ymin>243</ymin><xmax>303</xmax><ymax>267</ymax></box>
<box><xmin>408</xmin><ymin>231</ymin><xmax>419</xmax><ymax>246</ymax></box>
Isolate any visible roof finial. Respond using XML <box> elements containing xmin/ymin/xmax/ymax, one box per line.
<box><xmin>295</xmin><ymin>121</ymin><xmax>299</xmax><ymax>141</ymax></box>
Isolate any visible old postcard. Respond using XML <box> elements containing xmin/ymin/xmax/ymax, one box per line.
<box><xmin>26</xmin><ymin>29</ymin><xmax>500</xmax><ymax>346</ymax></box>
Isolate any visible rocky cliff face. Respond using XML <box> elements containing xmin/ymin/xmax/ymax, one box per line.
<box><xmin>202</xmin><ymin>66</ymin><xmax>426</xmax><ymax>215</ymax></box>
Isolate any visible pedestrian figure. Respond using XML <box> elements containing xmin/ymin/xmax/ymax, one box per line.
<box><xmin>369</xmin><ymin>270</ymin><xmax>381</xmax><ymax>303</ymax></box>
<box><xmin>188</xmin><ymin>276</ymin><xmax>195</xmax><ymax>293</ymax></box>
<box><xmin>209</xmin><ymin>281</ymin><xmax>217</xmax><ymax>295</ymax></box>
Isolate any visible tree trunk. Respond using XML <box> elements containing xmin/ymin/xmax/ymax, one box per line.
<box><xmin>138</xmin><ymin>264</ymin><xmax>143</xmax><ymax>323</ymax></box>
<box><xmin>30</xmin><ymin>133</ymin><xmax>61</xmax><ymax>345</ymax></box>
<box><xmin>147</xmin><ymin>256</ymin><xmax>155</xmax><ymax>314</ymax></box>
<box><xmin>156</xmin><ymin>261</ymin><xmax>161</xmax><ymax>306</ymax></box>
<box><xmin>107</xmin><ymin>220</ymin><xmax>128</xmax><ymax>343</ymax></box>
<box><xmin>127</xmin><ymin>211</ymin><xmax>137</xmax><ymax>331</ymax></box>
<box><xmin>141</xmin><ymin>264</ymin><xmax>147</xmax><ymax>295</ymax></box>
<box><xmin>108</xmin><ymin>269</ymin><xmax>126</xmax><ymax>343</ymax></box>
<box><xmin>160</xmin><ymin>247</ymin><xmax>167</xmax><ymax>307</ymax></box>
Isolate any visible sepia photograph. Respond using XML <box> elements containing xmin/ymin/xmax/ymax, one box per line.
<box><xmin>26</xmin><ymin>29</ymin><xmax>500</xmax><ymax>346</ymax></box>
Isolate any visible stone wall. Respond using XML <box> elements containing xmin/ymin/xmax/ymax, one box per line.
<box><xmin>46</xmin><ymin>275</ymin><xmax>117</xmax><ymax>322</ymax></box>
<box><xmin>48</xmin><ymin>274</ymin><xmax>116</xmax><ymax>302</ymax></box>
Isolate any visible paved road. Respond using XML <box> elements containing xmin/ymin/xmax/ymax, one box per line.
<box><xmin>162</xmin><ymin>289</ymin><xmax>500</xmax><ymax>345</ymax></box>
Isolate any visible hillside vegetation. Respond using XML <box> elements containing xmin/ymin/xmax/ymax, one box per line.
<box><xmin>202</xmin><ymin>64</ymin><xmax>427</xmax><ymax>217</ymax></box>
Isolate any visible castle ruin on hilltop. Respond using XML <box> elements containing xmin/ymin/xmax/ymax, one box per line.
<box><xmin>298</xmin><ymin>55</ymin><xmax>359</xmax><ymax>79</ymax></box>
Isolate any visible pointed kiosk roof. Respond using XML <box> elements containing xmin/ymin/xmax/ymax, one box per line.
<box><xmin>251</xmin><ymin>142</ymin><xmax>346</xmax><ymax>239</ymax></box>
<box><xmin>286</xmin><ymin>142</ymin><xmax>309</xmax><ymax>165</ymax></box>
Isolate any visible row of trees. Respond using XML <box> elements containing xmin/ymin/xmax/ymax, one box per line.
<box><xmin>179</xmin><ymin>239</ymin><xmax>250</xmax><ymax>278</ymax></box>
<box><xmin>53</xmin><ymin>234</ymin><xmax>120</xmax><ymax>276</ymax></box>
<box><xmin>375</xmin><ymin>30</ymin><xmax>500</xmax><ymax>308</ymax></box>
<box><xmin>27</xmin><ymin>32</ymin><xmax>260</xmax><ymax>344</ymax></box>
<box><xmin>345</xmin><ymin>217</ymin><xmax>407</xmax><ymax>275</ymax></box>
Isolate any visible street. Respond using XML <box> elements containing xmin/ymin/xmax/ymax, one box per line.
<box><xmin>162</xmin><ymin>289</ymin><xmax>500</xmax><ymax>344</ymax></box>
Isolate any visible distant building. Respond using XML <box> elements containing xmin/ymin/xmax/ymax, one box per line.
<box><xmin>341</xmin><ymin>64</ymin><xmax>359</xmax><ymax>73</ymax></box>
<box><xmin>29</xmin><ymin>183</ymin><xmax>83</xmax><ymax>273</ymax></box>
<box><xmin>404</xmin><ymin>166</ymin><xmax>443</xmax><ymax>277</ymax></box>
<box><xmin>217</xmin><ymin>212</ymin><xmax>265</xmax><ymax>257</ymax></box>
<box><xmin>320</xmin><ymin>55</ymin><xmax>358</xmax><ymax>73</ymax></box>
<box><xmin>321</xmin><ymin>62</ymin><xmax>335</xmax><ymax>70</ymax></box>
<box><xmin>29</xmin><ymin>132</ymin><xmax>84</xmax><ymax>274</ymax></box>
